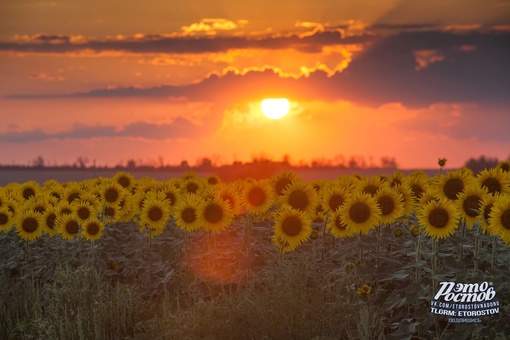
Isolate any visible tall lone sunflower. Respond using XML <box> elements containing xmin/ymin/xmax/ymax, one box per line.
<box><xmin>340</xmin><ymin>192</ymin><xmax>381</xmax><ymax>235</ymax></box>
<box><xmin>417</xmin><ymin>198</ymin><xmax>460</xmax><ymax>239</ymax></box>
<box><xmin>15</xmin><ymin>211</ymin><xmax>43</xmax><ymax>241</ymax></box>
<box><xmin>273</xmin><ymin>206</ymin><xmax>312</xmax><ymax>252</ymax></box>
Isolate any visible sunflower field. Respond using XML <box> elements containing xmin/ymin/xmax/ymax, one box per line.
<box><xmin>1</xmin><ymin>162</ymin><xmax>510</xmax><ymax>339</ymax></box>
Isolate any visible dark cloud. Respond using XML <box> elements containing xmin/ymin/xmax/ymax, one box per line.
<box><xmin>6</xmin><ymin>30</ymin><xmax>510</xmax><ymax>109</ymax></box>
<box><xmin>0</xmin><ymin>119</ymin><xmax>202</xmax><ymax>143</ymax></box>
<box><xmin>0</xmin><ymin>29</ymin><xmax>371</xmax><ymax>55</ymax></box>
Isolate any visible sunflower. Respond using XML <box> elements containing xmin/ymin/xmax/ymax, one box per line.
<box><xmin>272</xmin><ymin>206</ymin><xmax>312</xmax><ymax>252</ymax></box>
<box><xmin>340</xmin><ymin>192</ymin><xmax>381</xmax><ymax>235</ymax></box>
<box><xmin>117</xmin><ymin>196</ymin><xmax>136</xmax><ymax>222</ymax></box>
<box><xmin>417</xmin><ymin>198</ymin><xmax>460</xmax><ymax>239</ymax></box>
<box><xmin>180</xmin><ymin>177</ymin><xmax>204</xmax><ymax>195</ymax></box>
<box><xmin>41</xmin><ymin>206</ymin><xmax>59</xmax><ymax>237</ymax></box>
<box><xmin>394</xmin><ymin>183</ymin><xmax>418</xmax><ymax>216</ymax></box>
<box><xmin>418</xmin><ymin>190</ymin><xmax>439</xmax><ymax>207</ymax></box>
<box><xmin>479</xmin><ymin>194</ymin><xmax>498</xmax><ymax>234</ymax></box>
<box><xmin>375</xmin><ymin>186</ymin><xmax>405</xmax><ymax>224</ymax></box>
<box><xmin>139</xmin><ymin>196</ymin><xmax>171</xmax><ymax>232</ymax></box>
<box><xmin>0</xmin><ymin>207</ymin><xmax>13</xmax><ymax>233</ymax></box>
<box><xmin>173</xmin><ymin>194</ymin><xmax>202</xmax><ymax>232</ymax></box>
<box><xmin>159</xmin><ymin>181</ymin><xmax>181</xmax><ymax>210</ymax></box>
<box><xmin>488</xmin><ymin>194</ymin><xmax>510</xmax><ymax>244</ymax></box>
<box><xmin>62</xmin><ymin>183</ymin><xmax>84</xmax><ymax>205</ymax></box>
<box><xmin>42</xmin><ymin>179</ymin><xmax>64</xmax><ymax>201</ymax></box>
<box><xmin>326</xmin><ymin>210</ymin><xmax>353</xmax><ymax>238</ymax></box>
<box><xmin>206</xmin><ymin>174</ymin><xmax>221</xmax><ymax>186</ymax></box>
<box><xmin>113</xmin><ymin>171</ymin><xmax>136</xmax><ymax>191</ymax></box>
<box><xmin>388</xmin><ymin>170</ymin><xmax>407</xmax><ymax>188</ymax></box>
<box><xmin>55</xmin><ymin>200</ymin><xmax>74</xmax><ymax>216</ymax></box>
<box><xmin>15</xmin><ymin>211</ymin><xmax>43</xmax><ymax>241</ymax></box>
<box><xmin>497</xmin><ymin>161</ymin><xmax>510</xmax><ymax>173</ymax></box>
<box><xmin>72</xmin><ymin>199</ymin><xmax>97</xmax><ymax>223</ymax></box>
<box><xmin>56</xmin><ymin>214</ymin><xmax>81</xmax><ymax>240</ymax></box>
<box><xmin>279</xmin><ymin>180</ymin><xmax>318</xmax><ymax>215</ymax></box>
<box><xmin>271</xmin><ymin>234</ymin><xmax>296</xmax><ymax>253</ymax></box>
<box><xmin>81</xmin><ymin>217</ymin><xmax>105</xmax><ymax>241</ymax></box>
<box><xmin>103</xmin><ymin>204</ymin><xmax>121</xmax><ymax>223</ymax></box>
<box><xmin>99</xmin><ymin>180</ymin><xmax>127</xmax><ymax>207</ymax></box>
<box><xmin>476</xmin><ymin>167</ymin><xmax>510</xmax><ymax>196</ymax></box>
<box><xmin>18</xmin><ymin>180</ymin><xmax>40</xmax><ymax>201</ymax></box>
<box><xmin>270</xmin><ymin>170</ymin><xmax>301</xmax><ymax>196</ymax></box>
<box><xmin>456</xmin><ymin>183</ymin><xmax>489</xmax><ymax>228</ymax></box>
<box><xmin>404</xmin><ymin>171</ymin><xmax>431</xmax><ymax>203</ymax></box>
<box><xmin>26</xmin><ymin>194</ymin><xmax>51</xmax><ymax>214</ymax></box>
<box><xmin>356</xmin><ymin>176</ymin><xmax>388</xmax><ymax>197</ymax></box>
<box><xmin>216</xmin><ymin>183</ymin><xmax>243</xmax><ymax>216</ymax></box>
<box><xmin>242</xmin><ymin>179</ymin><xmax>275</xmax><ymax>215</ymax></box>
<box><xmin>434</xmin><ymin>169</ymin><xmax>474</xmax><ymax>201</ymax></box>
<box><xmin>320</xmin><ymin>184</ymin><xmax>351</xmax><ymax>213</ymax></box>
<box><xmin>198</xmin><ymin>197</ymin><xmax>234</xmax><ymax>233</ymax></box>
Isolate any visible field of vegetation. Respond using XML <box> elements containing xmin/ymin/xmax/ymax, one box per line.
<box><xmin>1</xmin><ymin>161</ymin><xmax>509</xmax><ymax>339</ymax></box>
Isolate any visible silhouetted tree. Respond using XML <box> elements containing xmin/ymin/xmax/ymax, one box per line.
<box><xmin>32</xmin><ymin>156</ymin><xmax>45</xmax><ymax>168</ymax></box>
<box><xmin>464</xmin><ymin>156</ymin><xmax>499</xmax><ymax>174</ymax></box>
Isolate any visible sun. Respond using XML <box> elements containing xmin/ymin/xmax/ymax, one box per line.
<box><xmin>261</xmin><ymin>98</ymin><xmax>290</xmax><ymax>120</ymax></box>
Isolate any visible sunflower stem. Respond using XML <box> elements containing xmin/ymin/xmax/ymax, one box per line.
<box><xmin>432</xmin><ymin>238</ymin><xmax>438</xmax><ymax>293</ymax></box>
<box><xmin>459</xmin><ymin>220</ymin><xmax>466</xmax><ymax>261</ymax></box>
<box><xmin>148</xmin><ymin>232</ymin><xmax>152</xmax><ymax>284</ymax></box>
<box><xmin>415</xmin><ymin>227</ymin><xmax>422</xmax><ymax>283</ymax></box>
<box><xmin>473</xmin><ymin>223</ymin><xmax>480</xmax><ymax>276</ymax></box>
<box><xmin>359</xmin><ymin>232</ymin><xmax>364</xmax><ymax>265</ymax></box>
<box><xmin>491</xmin><ymin>236</ymin><xmax>497</xmax><ymax>269</ymax></box>
<box><xmin>321</xmin><ymin>215</ymin><xmax>328</xmax><ymax>261</ymax></box>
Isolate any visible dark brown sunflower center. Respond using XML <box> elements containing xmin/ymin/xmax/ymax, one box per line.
<box><xmin>181</xmin><ymin>207</ymin><xmax>197</xmax><ymax>223</ymax></box>
<box><xmin>117</xmin><ymin>177</ymin><xmax>131</xmax><ymax>188</ymax></box>
<box><xmin>411</xmin><ymin>184</ymin><xmax>425</xmax><ymax>200</ymax></box>
<box><xmin>443</xmin><ymin>178</ymin><xmax>464</xmax><ymax>200</ymax></box>
<box><xmin>329</xmin><ymin>195</ymin><xmax>344</xmax><ymax>211</ymax></box>
<box><xmin>334</xmin><ymin>216</ymin><xmax>347</xmax><ymax>230</ymax></box>
<box><xmin>104</xmin><ymin>206</ymin><xmax>116</xmax><ymax>218</ymax></box>
<box><xmin>105</xmin><ymin>188</ymin><xmax>119</xmax><ymax>203</ymax></box>
<box><xmin>77</xmin><ymin>207</ymin><xmax>91</xmax><ymax>220</ymax></box>
<box><xmin>428</xmin><ymin>208</ymin><xmax>449</xmax><ymax>228</ymax></box>
<box><xmin>288</xmin><ymin>189</ymin><xmax>309</xmax><ymax>211</ymax></box>
<box><xmin>281</xmin><ymin>215</ymin><xmax>302</xmax><ymax>237</ymax></box>
<box><xmin>22</xmin><ymin>188</ymin><xmax>35</xmax><ymax>199</ymax></box>
<box><xmin>349</xmin><ymin>202</ymin><xmax>371</xmax><ymax>224</ymax></box>
<box><xmin>482</xmin><ymin>178</ymin><xmax>501</xmax><ymax>195</ymax></box>
<box><xmin>22</xmin><ymin>217</ymin><xmax>38</xmax><ymax>233</ymax></box>
<box><xmin>67</xmin><ymin>192</ymin><xmax>80</xmax><ymax>204</ymax></box>
<box><xmin>34</xmin><ymin>205</ymin><xmax>45</xmax><ymax>214</ymax></box>
<box><xmin>186</xmin><ymin>182</ymin><xmax>199</xmax><ymax>194</ymax></box>
<box><xmin>462</xmin><ymin>196</ymin><xmax>481</xmax><ymax>217</ymax></box>
<box><xmin>46</xmin><ymin>213</ymin><xmax>56</xmax><ymax>230</ymax></box>
<box><xmin>378</xmin><ymin>196</ymin><xmax>395</xmax><ymax>216</ymax></box>
<box><xmin>87</xmin><ymin>223</ymin><xmax>100</xmax><ymax>236</ymax></box>
<box><xmin>0</xmin><ymin>213</ymin><xmax>9</xmax><ymax>225</ymax></box>
<box><xmin>165</xmin><ymin>192</ymin><xmax>176</xmax><ymax>205</ymax></box>
<box><xmin>65</xmin><ymin>220</ymin><xmax>80</xmax><ymax>234</ymax></box>
<box><xmin>148</xmin><ymin>207</ymin><xmax>163</xmax><ymax>222</ymax></box>
<box><xmin>248</xmin><ymin>187</ymin><xmax>266</xmax><ymax>206</ymax></box>
<box><xmin>390</xmin><ymin>179</ymin><xmax>402</xmax><ymax>187</ymax></box>
<box><xmin>362</xmin><ymin>185</ymin><xmax>378</xmax><ymax>196</ymax></box>
<box><xmin>501</xmin><ymin>209</ymin><xmax>510</xmax><ymax>230</ymax></box>
<box><xmin>500</xmin><ymin>164</ymin><xmax>509</xmax><ymax>172</ymax></box>
<box><xmin>207</xmin><ymin>177</ymin><xmax>219</xmax><ymax>185</ymax></box>
<box><xmin>276</xmin><ymin>178</ymin><xmax>292</xmax><ymax>196</ymax></box>
<box><xmin>204</xmin><ymin>203</ymin><xmax>223</xmax><ymax>223</ymax></box>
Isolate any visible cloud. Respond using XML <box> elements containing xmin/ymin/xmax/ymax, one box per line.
<box><xmin>0</xmin><ymin>29</ymin><xmax>370</xmax><ymax>55</ymax></box>
<box><xmin>5</xmin><ymin>29</ymin><xmax>509</xmax><ymax>109</ymax></box>
<box><xmin>0</xmin><ymin>119</ymin><xmax>203</xmax><ymax>143</ymax></box>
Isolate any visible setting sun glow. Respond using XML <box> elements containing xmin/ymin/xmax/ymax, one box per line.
<box><xmin>261</xmin><ymin>98</ymin><xmax>290</xmax><ymax>120</ymax></box>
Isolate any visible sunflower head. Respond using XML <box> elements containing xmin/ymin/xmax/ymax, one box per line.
<box><xmin>242</xmin><ymin>179</ymin><xmax>274</xmax><ymax>215</ymax></box>
<box><xmin>477</xmin><ymin>168</ymin><xmax>510</xmax><ymax>196</ymax></box>
<box><xmin>270</xmin><ymin>170</ymin><xmax>301</xmax><ymax>196</ymax></box>
<box><xmin>417</xmin><ymin>198</ymin><xmax>460</xmax><ymax>239</ymax></box>
<box><xmin>198</xmin><ymin>198</ymin><xmax>233</xmax><ymax>233</ymax></box>
<box><xmin>81</xmin><ymin>218</ymin><xmax>105</xmax><ymax>241</ymax></box>
<box><xmin>340</xmin><ymin>192</ymin><xmax>382</xmax><ymax>235</ymax></box>
<box><xmin>273</xmin><ymin>206</ymin><xmax>312</xmax><ymax>252</ymax></box>
<box><xmin>0</xmin><ymin>207</ymin><xmax>13</xmax><ymax>233</ymax></box>
<box><xmin>15</xmin><ymin>211</ymin><xmax>43</xmax><ymax>241</ymax></box>
<box><xmin>280</xmin><ymin>180</ymin><xmax>318</xmax><ymax>215</ymax></box>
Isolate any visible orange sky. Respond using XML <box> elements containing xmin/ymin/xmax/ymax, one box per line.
<box><xmin>1</xmin><ymin>1</ymin><xmax>509</xmax><ymax>169</ymax></box>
